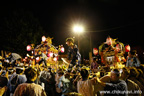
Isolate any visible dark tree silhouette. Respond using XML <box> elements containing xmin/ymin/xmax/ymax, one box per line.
<box><xmin>0</xmin><ymin>9</ymin><xmax>45</xmax><ymax>57</ymax></box>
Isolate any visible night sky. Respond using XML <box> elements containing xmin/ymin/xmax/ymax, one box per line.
<box><xmin>0</xmin><ymin>0</ymin><xmax>144</xmax><ymax>61</ymax></box>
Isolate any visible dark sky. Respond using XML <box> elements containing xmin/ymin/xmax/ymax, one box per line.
<box><xmin>1</xmin><ymin>0</ymin><xmax>144</xmax><ymax>59</ymax></box>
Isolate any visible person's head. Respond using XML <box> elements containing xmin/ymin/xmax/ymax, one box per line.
<box><xmin>80</xmin><ymin>68</ymin><xmax>89</xmax><ymax>80</ymax></box>
<box><xmin>24</xmin><ymin>67</ymin><xmax>37</xmax><ymax>82</ymax></box>
<box><xmin>64</xmin><ymin>73</ymin><xmax>70</xmax><ymax>79</ymax></box>
<box><xmin>120</xmin><ymin>67</ymin><xmax>130</xmax><ymax>80</ymax></box>
<box><xmin>129</xmin><ymin>67</ymin><xmax>139</xmax><ymax>78</ymax></box>
<box><xmin>16</xmin><ymin>67</ymin><xmax>24</xmax><ymax>74</ymax></box>
<box><xmin>66</xmin><ymin>38</ymin><xmax>74</xmax><ymax>46</ymax></box>
<box><xmin>58</xmin><ymin>71</ymin><xmax>64</xmax><ymax>77</ymax></box>
<box><xmin>0</xmin><ymin>76</ymin><xmax>8</xmax><ymax>95</ymax></box>
<box><xmin>137</xmin><ymin>69</ymin><xmax>143</xmax><ymax>78</ymax></box>
<box><xmin>128</xmin><ymin>50</ymin><xmax>136</xmax><ymax>58</ymax></box>
<box><xmin>47</xmin><ymin>67</ymin><xmax>52</xmax><ymax>72</ymax></box>
<box><xmin>110</xmin><ymin>68</ymin><xmax>120</xmax><ymax>82</ymax></box>
<box><xmin>92</xmin><ymin>57</ymin><xmax>97</xmax><ymax>62</ymax></box>
<box><xmin>139</xmin><ymin>65</ymin><xmax>144</xmax><ymax>73</ymax></box>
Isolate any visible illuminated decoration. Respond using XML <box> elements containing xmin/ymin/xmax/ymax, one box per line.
<box><xmin>48</xmin><ymin>52</ymin><xmax>53</xmax><ymax>57</ymax></box>
<box><xmin>93</xmin><ymin>48</ymin><xmax>98</xmax><ymax>55</ymax></box>
<box><xmin>32</xmin><ymin>51</ymin><xmax>34</xmax><ymax>54</ymax></box>
<box><xmin>23</xmin><ymin>59</ymin><xmax>26</xmax><ymax>62</ymax></box>
<box><xmin>53</xmin><ymin>57</ymin><xmax>57</xmax><ymax>61</ymax></box>
<box><xmin>25</xmin><ymin>57</ymin><xmax>28</xmax><ymax>59</ymax></box>
<box><xmin>106</xmin><ymin>37</ymin><xmax>112</xmax><ymax>45</ymax></box>
<box><xmin>42</xmin><ymin>36</ymin><xmax>46</xmax><ymax>42</ymax></box>
<box><xmin>36</xmin><ymin>57</ymin><xmax>40</xmax><ymax>62</ymax></box>
<box><xmin>26</xmin><ymin>45</ymin><xmax>31</xmax><ymax>51</ymax></box>
<box><xmin>116</xmin><ymin>44</ymin><xmax>120</xmax><ymax>52</ymax></box>
<box><xmin>61</xmin><ymin>47</ymin><xmax>65</xmax><ymax>53</ymax></box>
<box><xmin>26</xmin><ymin>36</ymin><xmax>64</xmax><ymax>67</ymax></box>
<box><xmin>125</xmin><ymin>45</ymin><xmax>130</xmax><ymax>52</ymax></box>
<box><xmin>99</xmin><ymin>36</ymin><xmax>126</xmax><ymax>68</ymax></box>
<box><xmin>26</xmin><ymin>54</ymin><xmax>30</xmax><ymax>57</ymax></box>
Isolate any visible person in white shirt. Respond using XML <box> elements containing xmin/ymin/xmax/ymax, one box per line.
<box><xmin>77</xmin><ymin>68</ymin><xmax>97</xmax><ymax>96</ymax></box>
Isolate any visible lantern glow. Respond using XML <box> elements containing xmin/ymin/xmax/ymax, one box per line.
<box><xmin>93</xmin><ymin>48</ymin><xmax>98</xmax><ymax>55</ymax></box>
<box><xmin>48</xmin><ymin>52</ymin><xmax>53</xmax><ymax>57</ymax></box>
<box><xmin>27</xmin><ymin>45</ymin><xmax>31</xmax><ymax>51</ymax></box>
<box><xmin>53</xmin><ymin>57</ymin><xmax>57</xmax><ymax>61</ymax></box>
<box><xmin>42</xmin><ymin>36</ymin><xmax>46</xmax><ymax>42</ymax></box>
<box><xmin>61</xmin><ymin>47</ymin><xmax>65</xmax><ymax>53</ymax></box>
<box><xmin>125</xmin><ymin>45</ymin><xmax>130</xmax><ymax>52</ymax></box>
<box><xmin>36</xmin><ymin>57</ymin><xmax>40</xmax><ymax>61</ymax></box>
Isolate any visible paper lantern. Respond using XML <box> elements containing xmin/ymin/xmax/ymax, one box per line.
<box><xmin>53</xmin><ymin>57</ymin><xmax>57</xmax><ymax>61</ymax></box>
<box><xmin>125</xmin><ymin>45</ymin><xmax>130</xmax><ymax>52</ymax></box>
<box><xmin>42</xmin><ymin>36</ymin><xmax>46</xmax><ymax>42</ymax></box>
<box><xmin>36</xmin><ymin>57</ymin><xmax>40</xmax><ymax>62</ymax></box>
<box><xmin>48</xmin><ymin>52</ymin><xmax>53</xmax><ymax>57</ymax></box>
<box><xmin>93</xmin><ymin>48</ymin><xmax>98</xmax><ymax>55</ymax></box>
<box><xmin>61</xmin><ymin>47</ymin><xmax>65</xmax><ymax>53</ymax></box>
<box><xmin>26</xmin><ymin>45</ymin><xmax>31</xmax><ymax>51</ymax></box>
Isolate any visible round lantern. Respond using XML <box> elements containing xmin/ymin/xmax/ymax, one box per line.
<box><xmin>53</xmin><ymin>57</ymin><xmax>57</xmax><ymax>61</ymax></box>
<box><xmin>125</xmin><ymin>45</ymin><xmax>130</xmax><ymax>52</ymax></box>
<box><xmin>48</xmin><ymin>52</ymin><xmax>53</xmax><ymax>57</ymax></box>
<box><xmin>26</xmin><ymin>45</ymin><xmax>31</xmax><ymax>51</ymax></box>
<box><xmin>42</xmin><ymin>36</ymin><xmax>46</xmax><ymax>42</ymax></box>
<box><xmin>93</xmin><ymin>48</ymin><xmax>98</xmax><ymax>55</ymax></box>
<box><xmin>36</xmin><ymin>57</ymin><xmax>40</xmax><ymax>62</ymax></box>
<box><xmin>61</xmin><ymin>47</ymin><xmax>65</xmax><ymax>53</ymax></box>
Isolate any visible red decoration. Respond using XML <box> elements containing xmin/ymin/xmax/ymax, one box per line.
<box><xmin>106</xmin><ymin>37</ymin><xmax>112</xmax><ymax>45</ymax></box>
<box><xmin>61</xmin><ymin>47</ymin><xmax>65</xmax><ymax>53</ymax></box>
<box><xmin>116</xmin><ymin>44</ymin><xmax>120</xmax><ymax>52</ymax></box>
<box><xmin>93</xmin><ymin>48</ymin><xmax>98</xmax><ymax>55</ymax></box>
<box><xmin>125</xmin><ymin>45</ymin><xmax>130</xmax><ymax>52</ymax></box>
<box><xmin>48</xmin><ymin>52</ymin><xmax>53</xmax><ymax>57</ymax></box>
<box><xmin>26</xmin><ymin>45</ymin><xmax>31</xmax><ymax>51</ymax></box>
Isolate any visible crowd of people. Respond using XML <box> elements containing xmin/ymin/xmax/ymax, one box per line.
<box><xmin>0</xmin><ymin>50</ymin><xmax>144</xmax><ymax>96</ymax></box>
<box><xmin>0</xmin><ymin>38</ymin><xmax>144</xmax><ymax>96</ymax></box>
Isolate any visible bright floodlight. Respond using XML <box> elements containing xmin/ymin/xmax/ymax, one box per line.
<box><xmin>73</xmin><ymin>25</ymin><xmax>84</xmax><ymax>33</ymax></box>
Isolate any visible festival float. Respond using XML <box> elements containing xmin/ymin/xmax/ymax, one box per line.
<box><xmin>25</xmin><ymin>36</ymin><xmax>64</xmax><ymax>69</ymax></box>
<box><xmin>98</xmin><ymin>36</ymin><xmax>129</xmax><ymax>69</ymax></box>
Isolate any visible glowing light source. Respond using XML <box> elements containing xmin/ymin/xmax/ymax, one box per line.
<box><xmin>125</xmin><ymin>45</ymin><xmax>130</xmax><ymax>52</ymax></box>
<box><xmin>26</xmin><ymin>54</ymin><xmax>30</xmax><ymax>57</ymax></box>
<box><xmin>36</xmin><ymin>57</ymin><xmax>40</xmax><ymax>62</ymax></box>
<box><xmin>53</xmin><ymin>57</ymin><xmax>57</xmax><ymax>61</ymax></box>
<box><xmin>61</xmin><ymin>47</ymin><xmax>65</xmax><ymax>53</ymax></box>
<box><xmin>42</xmin><ymin>36</ymin><xmax>46</xmax><ymax>42</ymax></box>
<box><xmin>48</xmin><ymin>52</ymin><xmax>53</xmax><ymax>57</ymax></box>
<box><xmin>93</xmin><ymin>48</ymin><xmax>98</xmax><ymax>55</ymax></box>
<box><xmin>73</xmin><ymin>25</ymin><xmax>84</xmax><ymax>33</ymax></box>
<box><xmin>26</xmin><ymin>45</ymin><xmax>31</xmax><ymax>51</ymax></box>
<box><xmin>25</xmin><ymin>57</ymin><xmax>28</xmax><ymax>59</ymax></box>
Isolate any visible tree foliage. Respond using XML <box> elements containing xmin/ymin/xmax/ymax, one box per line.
<box><xmin>0</xmin><ymin>10</ymin><xmax>45</xmax><ymax>56</ymax></box>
